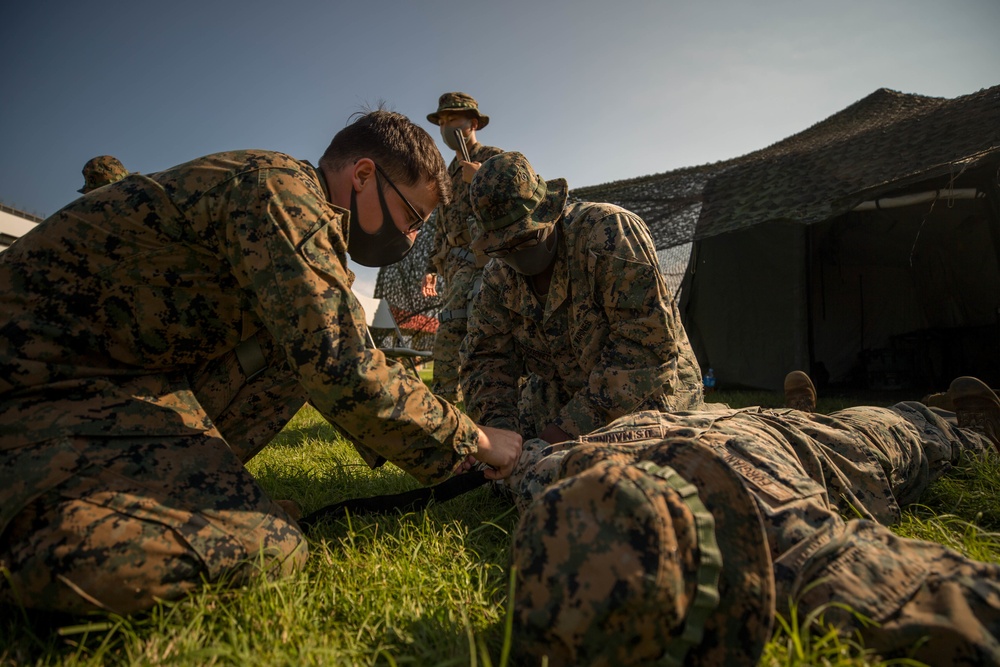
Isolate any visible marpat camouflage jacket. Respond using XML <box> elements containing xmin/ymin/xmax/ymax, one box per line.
<box><xmin>461</xmin><ymin>201</ymin><xmax>703</xmax><ymax>438</ymax></box>
<box><xmin>0</xmin><ymin>150</ymin><xmax>478</xmax><ymax>483</ymax></box>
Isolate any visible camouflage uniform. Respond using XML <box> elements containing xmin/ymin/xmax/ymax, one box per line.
<box><xmin>462</xmin><ymin>198</ymin><xmax>704</xmax><ymax>440</ymax></box>
<box><xmin>426</xmin><ymin>141</ymin><xmax>502</xmax><ymax>402</ymax></box>
<box><xmin>510</xmin><ymin>403</ymin><xmax>1000</xmax><ymax>666</ymax></box>
<box><xmin>78</xmin><ymin>155</ymin><xmax>129</xmax><ymax>194</ymax></box>
<box><xmin>0</xmin><ymin>150</ymin><xmax>479</xmax><ymax>614</ymax></box>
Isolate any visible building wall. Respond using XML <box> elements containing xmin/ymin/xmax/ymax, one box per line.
<box><xmin>0</xmin><ymin>205</ymin><xmax>42</xmax><ymax>251</ymax></box>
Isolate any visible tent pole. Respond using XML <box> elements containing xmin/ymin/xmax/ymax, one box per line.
<box><xmin>984</xmin><ymin>173</ymin><xmax>1000</xmax><ymax>283</ymax></box>
<box><xmin>859</xmin><ymin>274</ymin><xmax>865</xmax><ymax>354</ymax></box>
<box><xmin>805</xmin><ymin>225</ymin><xmax>816</xmax><ymax>376</ymax></box>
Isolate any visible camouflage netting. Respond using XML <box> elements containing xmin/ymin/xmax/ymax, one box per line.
<box><xmin>375</xmin><ymin>85</ymin><xmax>1000</xmax><ymax>339</ymax></box>
<box><xmin>373</xmin><ymin>210</ymin><xmax>442</xmax><ymax>351</ymax></box>
<box><xmin>373</xmin><ymin>185</ymin><xmax>704</xmax><ymax>331</ymax></box>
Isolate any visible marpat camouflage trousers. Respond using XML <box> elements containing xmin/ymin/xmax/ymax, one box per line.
<box><xmin>0</xmin><ymin>330</ymin><xmax>308</xmax><ymax>614</ymax></box>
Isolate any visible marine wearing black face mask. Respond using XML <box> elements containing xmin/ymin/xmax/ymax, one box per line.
<box><xmin>463</xmin><ymin>150</ymin><xmax>707</xmax><ymax>447</ymax></box>
<box><xmin>347</xmin><ymin>169</ymin><xmax>415</xmax><ymax>267</ymax></box>
<box><xmin>499</xmin><ymin>225</ymin><xmax>560</xmax><ymax>276</ymax></box>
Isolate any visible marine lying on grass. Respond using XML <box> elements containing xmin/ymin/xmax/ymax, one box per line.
<box><xmin>505</xmin><ymin>376</ymin><xmax>1000</xmax><ymax>666</ymax></box>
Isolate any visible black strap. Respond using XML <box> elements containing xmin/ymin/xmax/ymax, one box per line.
<box><xmin>235</xmin><ymin>335</ymin><xmax>267</xmax><ymax>381</ymax></box>
<box><xmin>298</xmin><ymin>469</ymin><xmax>490</xmax><ymax>531</ymax></box>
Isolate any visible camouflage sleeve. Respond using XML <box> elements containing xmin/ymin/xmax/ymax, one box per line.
<box><xmin>215</xmin><ymin>163</ymin><xmax>478</xmax><ymax>484</ymax></box>
<box><xmin>460</xmin><ymin>262</ymin><xmax>521</xmax><ymax>431</ymax></box>
<box><xmin>555</xmin><ymin>211</ymin><xmax>681</xmax><ymax>436</ymax></box>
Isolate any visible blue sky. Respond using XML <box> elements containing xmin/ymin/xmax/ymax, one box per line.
<box><xmin>2</xmin><ymin>0</ymin><xmax>998</xmax><ymax>314</ymax></box>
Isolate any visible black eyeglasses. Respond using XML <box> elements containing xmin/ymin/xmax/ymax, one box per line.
<box><xmin>484</xmin><ymin>229</ymin><xmax>545</xmax><ymax>258</ymax></box>
<box><xmin>374</xmin><ymin>163</ymin><xmax>427</xmax><ymax>233</ymax></box>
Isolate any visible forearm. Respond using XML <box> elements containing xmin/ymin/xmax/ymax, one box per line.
<box><xmin>226</xmin><ymin>193</ymin><xmax>477</xmax><ymax>483</ymax></box>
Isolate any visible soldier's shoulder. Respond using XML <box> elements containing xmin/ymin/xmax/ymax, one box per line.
<box><xmin>562</xmin><ymin>202</ymin><xmax>656</xmax><ymax>255</ymax></box>
<box><xmin>152</xmin><ymin>150</ymin><xmax>320</xmax><ymax>208</ymax></box>
<box><xmin>153</xmin><ymin>150</ymin><xmax>306</xmax><ymax>180</ymax></box>
<box><xmin>578</xmin><ymin>202</ymin><xmax>651</xmax><ymax>233</ymax></box>
<box><xmin>562</xmin><ymin>201</ymin><xmax>637</xmax><ymax>234</ymax></box>
<box><xmin>223</xmin><ymin>149</ymin><xmax>307</xmax><ymax>173</ymax></box>
<box><xmin>566</xmin><ymin>200</ymin><xmax>635</xmax><ymax>221</ymax></box>
<box><xmin>472</xmin><ymin>144</ymin><xmax>504</xmax><ymax>161</ymax></box>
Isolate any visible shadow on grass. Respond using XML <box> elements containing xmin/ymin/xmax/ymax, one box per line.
<box><xmin>302</xmin><ymin>484</ymin><xmax>517</xmax><ymax>553</ymax></box>
<box><xmin>0</xmin><ymin>607</ymin><xmax>83</xmax><ymax>665</ymax></box>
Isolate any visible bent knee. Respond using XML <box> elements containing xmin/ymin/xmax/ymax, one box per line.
<box><xmin>1</xmin><ymin>500</ymin><xmax>307</xmax><ymax>615</ymax></box>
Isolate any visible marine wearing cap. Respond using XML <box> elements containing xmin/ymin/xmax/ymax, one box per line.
<box><xmin>78</xmin><ymin>155</ymin><xmax>129</xmax><ymax>194</ymax></box>
<box><xmin>420</xmin><ymin>91</ymin><xmax>503</xmax><ymax>404</ymax></box>
<box><xmin>512</xmin><ymin>440</ymin><xmax>774</xmax><ymax>666</ymax></box>
<box><xmin>469</xmin><ymin>151</ymin><xmax>568</xmax><ymax>256</ymax></box>
<box><xmin>427</xmin><ymin>91</ymin><xmax>490</xmax><ymax>129</ymax></box>
<box><xmin>461</xmin><ymin>151</ymin><xmax>705</xmax><ymax>441</ymax></box>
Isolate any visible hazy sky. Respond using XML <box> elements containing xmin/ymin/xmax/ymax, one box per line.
<box><xmin>2</xmin><ymin>0</ymin><xmax>998</xmax><ymax>315</ymax></box>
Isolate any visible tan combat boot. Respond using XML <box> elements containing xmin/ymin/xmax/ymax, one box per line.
<box><xmin>950</xmin><ymin>376</ymin><xmax>1000</xmax><ymax>453</ymax></box>
<box><xmin>921</xmin><ymin>391</ymin><xmax>955</xmax><ymax>411</ymax></box>
<box><xmin>784</xmin><ymin>370</ymin><xmax>817</xmax><ymax>413</ymax></box>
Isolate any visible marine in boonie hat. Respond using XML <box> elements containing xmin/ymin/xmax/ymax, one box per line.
<box><xmin>510</xmin><ymin>439</ymin><xmax>775</xmax><ymax>667</ymax></box>
<box><xmin>468</xmin><ymin>151</ymin><xmax>568</xmax><ymax>254</ymax></box>
<box><xmin>426</xmin><ymin>91</ymin><xmax>490</xmax><ymax>129</ymax></box>
<box><xmin>79</xmin><ymin>155</ymin><xmax>129</xmax><ymax>194</ymax></box>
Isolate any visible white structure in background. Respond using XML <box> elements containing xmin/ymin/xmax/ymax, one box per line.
<box><xmin>0</xmin><ymin>203</ymin><xmax>43</xmax><ymax>252</ymax></box>
<box><xmin>370</xmin><ymin>298</ymin><xmax>398</xmax><ymax>331</ymax></box>
<box><xmin>365</xmin><ymin>298</ymin><xmax>432</xmax><ymax>375</ymax></box>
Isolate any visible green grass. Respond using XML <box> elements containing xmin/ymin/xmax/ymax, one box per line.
<box><xmin>3</xmin><ymin>390</ymin><xmax>999</xmax><ymax>666</ymax></box>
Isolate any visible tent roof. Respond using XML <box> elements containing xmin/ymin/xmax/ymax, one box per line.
<box><xmin>375</xmin><ymin>85</ymin><xmax>1000</xmax><ymax>318</ymax></box>
<box><xmin>571</xmin><ymin>85</ymin><xmax>1000</xmax><ymax>249</ymax></box>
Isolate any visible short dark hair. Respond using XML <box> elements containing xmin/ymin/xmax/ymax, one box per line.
<box><xmin>320</xmin><ymin>109</ymin><xmax>451</xmax><ymax>206</ymax></box>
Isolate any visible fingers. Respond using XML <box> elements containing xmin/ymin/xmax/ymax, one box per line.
<box><xmin>490</xmin><ymin>459</ymin><xmax>517</xmax><ymax>479</ymax></box>
<box><xmin>420</xmin><ymin>274</ymin><xmax>438</xmax><ymax>298</ymax></box>
<box><xmin>474</xmin><ymin>425</ymin><xmax>523</xmax><ymax>479</ymax></box>
<box><xmin>460</xmin><ymin>161</ymin><xmax>482</xmax><ymax>184</ymax></box>
<box><xmin>482</xmin><ymin>466</ymin><xmax>504</xmax><ymax>481</ymax></box>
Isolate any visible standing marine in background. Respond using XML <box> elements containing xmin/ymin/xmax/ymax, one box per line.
<box><xmin>78</xmin><ymin>155</ymin><xmax>129</xmax><ymax>194</ymax></box>
<box><xmin>421</xmin><ymin>92</ymin><xmax>504</xmax><ymax>403</ymax></box>
<box><xmin>461</xmin><ymin>152</ymin><xmax>705</xmax><ymax>446</ymax></box>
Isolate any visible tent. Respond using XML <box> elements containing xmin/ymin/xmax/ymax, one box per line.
<box><xmin>378</xmin><ymin>85</ymin><xmax>1000</xmax><ymax>392</ymax></box>
<box><xmin>577</xmin><ymin>85</ymin><xmax>1000</xmax><ymax>391</ymax></box>
<box><xmin>366</xmin><ymin>298</ymin><xmax>438</xmax><ymax>354</ymax></box>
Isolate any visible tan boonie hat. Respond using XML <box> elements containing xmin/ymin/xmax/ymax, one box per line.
<box><xmin>426</xmin><ymin>91</ymin><xmax>490</xmax><ymax>129</ymax></box>
<box><xmin>511</xmin><ymin>439</ymin><xmax>776</xmax><ymax>667</ymax></box>
<box><xmin>79</xmin><ymin>155</ymin><xmax>128</xmax><ymax>194</ymax></box>
<box><xmin>469</xmin><ymin>152</ymin><xmax>568</xmax><ymax>254</ymax></box>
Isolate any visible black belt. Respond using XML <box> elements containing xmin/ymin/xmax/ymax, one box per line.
<box><xmin>298</xmin><ymin>468</ymin><xmax>490</xmax><ymax>530</ymax></box>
